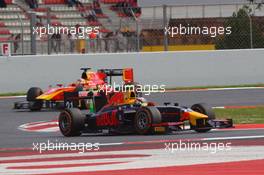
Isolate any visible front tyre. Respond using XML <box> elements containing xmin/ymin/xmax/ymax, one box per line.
<box><xmin>59</xmin><ymin>108</ymin><xmax>85</xmax><ymax>137</ymax></box>
<box><xmin>191</xmin><ymin>103</ymin><xmax>215</xmax><ymax>133</ymax></box>
<box><xmin>27</xmin><ymin>87</ymin><xmax>43</xmax><ymax>111</ymax></box>
<box><xmin>134</xmin><ymin>107</ymin><xmax>161</xmax><ymax>135</ymax></box>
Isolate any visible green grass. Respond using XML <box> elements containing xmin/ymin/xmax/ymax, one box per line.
<box><xmin>214</xmin><ymin>107</ymin><xmax>264</xmax><ymax>124</ymax></box>
<box><xmin>166</xmin><ymin>83</ymin><xmax>264</xmax><ymax>91</ymax></box>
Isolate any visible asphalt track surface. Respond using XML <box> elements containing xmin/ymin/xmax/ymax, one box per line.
<box><xmin>0</xmin><ymin>88</ymin><xmax>264</xmax><ymax>149</ymax></box>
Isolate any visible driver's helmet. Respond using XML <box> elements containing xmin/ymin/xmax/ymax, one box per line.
<box><xmin>76</xmin><ymin>78</ymin><xmax>86</xmax><ymax>85</ymax></box>
<box><xmin>136</xmin><ymin>97</ymin><xmax>148</xmax><ymax>106</ymax></box>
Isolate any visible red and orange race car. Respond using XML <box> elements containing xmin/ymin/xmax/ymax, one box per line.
<box><xmin>58</xmin><ymin>71</ymin><xmax>233</xmax><ymax>136</ymax></box>
<box><xmin>60</xmin><ymin>92</ymin><xmax>233</xmax><ymax>136</ymax></box>
<box><xmin>14</xmin><ymin>68</ymin><xmax>134</xmax><ymax>111</ymax></box>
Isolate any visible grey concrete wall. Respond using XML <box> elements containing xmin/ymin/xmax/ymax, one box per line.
<box><xmin>0</xmin><ymin>49</ymin><xmax>264</xmax><ymax>93</ymax></box>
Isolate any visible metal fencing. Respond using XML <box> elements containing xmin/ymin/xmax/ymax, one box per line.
<box><xmin>138</xmin><ymin>3</ymin><xmax>264</xmax><ymax>51</ymax></box>
<box><xmin>0</xmin><ymin>37</ymin><xmax>141</xmax><ymax>55</ymax></box>
<box><xmin>1</xmin><ymin>3</ymin><xmax>264</xmax><ymax>56</ymax></box>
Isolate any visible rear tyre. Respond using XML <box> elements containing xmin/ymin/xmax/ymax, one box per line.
<box><xmin>27</xmin><ymin>87</ymin><xmax>43</xmax><ymax>111</ymax></box>
<box><xmin>191</xmin><ymin>103</ymin><xmax>215</xmax><ymax>133</ymax></box>
<box><xmin>59</xmin><ymin>108</ymin><xmax>85</xmax><ymax>137</ymax></box>
<box><xmin>134</xmin><ymin>106</ymin><xmax>161</xmax><ymax>135</ymax></box>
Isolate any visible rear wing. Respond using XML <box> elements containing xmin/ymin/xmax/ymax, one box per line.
<box><xmin>98</xmin><ymin>68</ymin><xmax>134</xmax><ymax>84</ymax></box>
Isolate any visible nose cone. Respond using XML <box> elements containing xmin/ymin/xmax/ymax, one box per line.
<box><xmin>188</xmin><ymin>111</ymin><xmax>208</xmax><ymax>126</ymax></box>
<box><xmin>36</xmin><ymin>93</ymin><xmax>53</xmax><ymax>100</ymax></box>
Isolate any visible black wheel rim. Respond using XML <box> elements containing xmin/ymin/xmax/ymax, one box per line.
<box><xmin>137</xmin><ymin>112</ymin><xmax>149</xmax><ymax>129</ymax></box>
<box><xmin>60</xmin><ymin>113</ymin><xmax>70</xmax><ymax>132</ymax></box>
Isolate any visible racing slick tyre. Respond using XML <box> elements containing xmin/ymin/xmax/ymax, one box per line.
<box><xmin>27</xmin><ymin>87</ymin><xmax>43</xmax><ymax>111</ymax></box>
<box><xmin>134</xmin><ymin>106</ymin><xmax>162</xmax><ymax>135</ymax></box>
<box><xmin>59</xmin><ymin>108</ymin><xmax>85</xmax><ymax>137</ymax></box>
<box><xmin>191</xmin><ymin>103</ymin><xmax>215</xmax><ymax>133</ymax></box>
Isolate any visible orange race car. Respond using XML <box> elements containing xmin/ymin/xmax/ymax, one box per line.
<box><xmin>14</xmin><ymin>68</ymin><xmax>134</xmax><ymax>111</ymax></box>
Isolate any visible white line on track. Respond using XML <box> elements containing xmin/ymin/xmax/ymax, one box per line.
<box><xmin>1</xmin><ymin>86</ymin><xmax>264</xmax><ymax>99</ymax></box>
<box><xmin>202</xmin><ymin>135</ymin><xmax>264</xmax><ymax>141</ymax></box>
<box><xmin>166</xmin><ymin>86</ymin><xmax>264</xmax><ymax>93</ymax></box>
<box><xmin>0</xmin><ymin>95</ymin><xmax>26</xmax><ymax>99</ymax></box>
